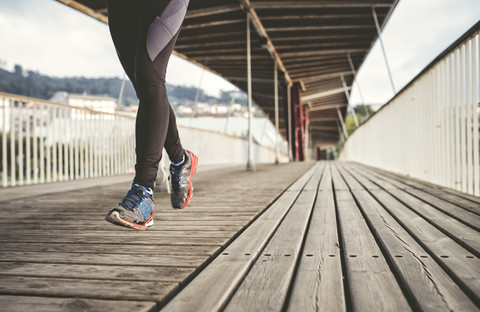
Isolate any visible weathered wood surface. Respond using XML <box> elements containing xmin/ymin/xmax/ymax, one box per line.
<box><xmin>224</xmin><ymin>163</ymin><xmax>324</xmax><ymax>312</ymax></box>
<box><xmin>161</xmin><ymin>164</ymin><xmax>319</xmax><ymax>312</ymax></box>
<box><xmin>1</xmin><ymin>161</ymin><xmax>478</xmax><ymax>311</ymax></box>
<box><xmin>163</xmin><ymin>161</ymin><xmax>480</xmax><ymax>312</ymax></box>
<box><xmin>287</xmin><ymin>162</ymin><xmax>345</xmax><ymax>312</ymax></box>
<box><xmin>0</xmin><ymin>162</ymin><xmax>313</xmax><ymax>312</ymax></box>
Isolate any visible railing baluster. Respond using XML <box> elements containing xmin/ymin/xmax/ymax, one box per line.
<box><xmin>52</xmin><ymin>107</ymin><xmax>57</xmax><ymax>183</ymax></box>
<box><xmin>466</xmin><ymin>40</ymin><xmax>474</xmax><ymax>195</ymax></box>
<box><xmin>340</xmin><ymin>28</ymin><xmax>480</xmax><ymax>196</ymax></box>
<box><xmin>10</xmin><ymin>99</ymin><xmax>16</xmax><ymax>187</ymax></box>
<box><xmin>33</xmin><ymin>104</ymin><xmax>38</xmax><ymax>184</ymax></box>
<box><xmin>473</xmin><ymin>33</ymin><xmax>480</xmax><ymax>196</ymax></box>
<box><xmin>26</xmin><ymin>102</ymin><xmax>31</xmax><ymax>185</ymax></box>
<box><xmin>2</xmin><ymin>97</ymin><xmax>7</xmax><ymax>187</ymax></box>
<box><xmin>18</xmin><ymin>100</ymin><xmax>24</xmax><ymax>185</ymax></box>
<box><xmin>75</xmin><ymin>109</ymin><xmax>79</xmax><ymax>179</ymax></box>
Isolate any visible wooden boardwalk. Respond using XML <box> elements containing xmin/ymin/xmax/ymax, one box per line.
<box><xmin>0</xmin><ymin>162</ymin><xmax>312</xmax><ymax>311</ymax></box>
<box><xmin>0</xmin><ymin>161</ymin><xmax>479</xmax><ymax>311</ymax></box>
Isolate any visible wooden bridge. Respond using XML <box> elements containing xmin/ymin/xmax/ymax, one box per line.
<box><xmin>0</xmin><ymin>161</ymin><xmax>478</xmax><ymax>311</ymax></box>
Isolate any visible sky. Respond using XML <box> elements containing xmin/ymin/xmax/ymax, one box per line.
<box><xmin>0</xmin><ymin>0</ymin><xmax>479</xmax><ymax>105</ymax></box>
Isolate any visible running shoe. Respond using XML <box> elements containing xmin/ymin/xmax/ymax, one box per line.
<box><xmin>105</xmin><ymin>184</ymin><xmax>154</xmax><ymax>230</ymax></box>
<box><xmin>170</xmin><ymin>150</ymin><xmax>198</xmax><ymax>209</ymax></box>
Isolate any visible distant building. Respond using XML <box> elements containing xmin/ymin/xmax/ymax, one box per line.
<box><xmin>50</xmin><ymin>91</ymin><xmax>117</xmax><ymax>114</ymax></box>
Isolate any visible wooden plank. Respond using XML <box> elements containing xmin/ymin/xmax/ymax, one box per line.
<box><xmin>0</xmin><ymin>251</ymin><xmax>207</xmax><ymax>268</ymax></box>
<box><xmin>0</xmin><ymin>295</ymin><xmax>156</xmax><ymax>312</ymax></box>
<box><xmin>337</xmin><ymin>163</ymin><xmax>478</xmax><ymax>311</ymax></box>
<box><xmin>161</xmin><ymin>163</ymin><xmax>320</xmax><ymax>312</ymax></box>
<box><xmin>0</xmin><ymin>262</ymin><xmax>194</xmax><ymax>282</ymax></box>
<box><xmin>364</xmin><ymin>164</ymin><xmax>480</xmax><ymax>213</ymax></box>
<box><xmin>287</xmin><ymin>161</ymin><xmax>346</xmax><ymax>312</ymax></box>
<box><xmin>0</xmin><ymin>223</ymin><xmax>243</xmax><ymax>232</ymax></box>
<box><xmin>0</xmin><ymin>213</ymin><xmax>256</xmax><ymax>222</ymax></box>
<box><xmin>347</xmin><ymin>164</ymin><xmax>480</xmax><ymax>256</ymax></box>
<box><xmin>1</xmin><ymin>230</ymin><xmax>238</xmax><ymax>238</ymax></box>
<box><xmin>0</xmin><ymin>242</ymin><xmax>219</xmax><ymax>256</ymax></box>
<box><xmin>341</xmin><ymin>163</ymin><xmax>480</xmax><ymax>303</ymax></box>
<box><xmin>0</xmin><ymin>276</ymin><xmax>175</xmax><ymax>301</ymax></box>
<box><xmin>0</xmin><ymin>235</ymin><xmax>228</xmax><ymax>246</ymax></box>
<box><xmin>224</xmin><ymin>163</ymin><xmax>323</xmax><ymax>312</ymax></box>
<box><xmin>330</xmin><ymin>164</ymin><xmax>411</xmax><ymax>311</ymax></box>
<box><xmin>356</xmin><ymin>164</ymin><xmax>480</xmax><ymax>229</ymax></box>
<box><xmin>0</xmin><ymin>219</ymin><xmax>247</xmax><ymax>227</ymax></box>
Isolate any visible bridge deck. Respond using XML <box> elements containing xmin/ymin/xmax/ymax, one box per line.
<box><xmin>0</xmin><ymin>161</ymin><xmax>479</xmax><ymax>311</ymax></box>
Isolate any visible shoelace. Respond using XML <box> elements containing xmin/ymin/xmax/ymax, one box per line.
<box><xmin>120</xmin><ymin>186</ymin><xmax>151</xmax><ymax>211</ymax></box>
<box><xmin>170</xmin><ymin>166</ymin><xmax>182</xmax><ymax>191</ymax></box>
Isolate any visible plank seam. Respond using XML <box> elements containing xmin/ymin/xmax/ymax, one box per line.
<box><xmin>344</xmin><ymin>164</ymin><xmax>480</xmax><ymax>308</ymax></box>
<box><xmin>331</xmin><ymin>163</ymin><xmax>352</xmax><ymax>312</ymax></box>
<box><xmin>360</xmin><ymin>165</ymin><xmax>480</xmax><ymax>227</ymax></box>
<box><xmin>218</xmin><ymin>164</ymin><xmax>321</xmax><ymax>312</ymax></box>
<box><xmin>351</xmin><ymin>165</ymin><xmax>480</xmax><ymax>259</ymax></box>
<box><xmin>335</xmin><ymin>163</ymin><xmax>420</xmax><ymax>311</ymax></box>
<box><xmin>280</xmin><ymin>163</ymin><xmax>325</xmax><ymax>312</ymax></box>
<box><xmin>360</xmin><ymin>163</ymin><xmax>480</xmax><ymax>214</ymax></box>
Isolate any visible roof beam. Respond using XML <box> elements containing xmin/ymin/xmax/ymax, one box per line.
<box><xmin>294</xmin><ymin>71</ymin><xmax>353</xmax><ymax>83</ymax></box>
<box><xmin>302</xmin><ymin>87</ymin><xmax>349</xmax><ymax>102</ymax></box>
<box><xmin>185</xmin><ymin>4</ymin><xmax>240</xmax><ymax>19</ymax></box>
<box><xmin>280</xmin><ymin>48</ymin><xmax>365</xmax><ymax>58</ymax></box>
<box><xmin>309</xmin><ymin>103</ymin><xmax>347</xmax><ymax>112</ymax></box>
<box><xmin>56</xmin><ymin>0</ymin><xmax>108</xmax><ymax>23</ymax></box>
<box><xmin>239</xmin><ymin>0</ymin><xmax>292</xmax><ymax>84</ymax></box>
<box><xmin>251</xmin><ymin>1</ymin><xmax>394</xmax><ymax>9</ymax></box>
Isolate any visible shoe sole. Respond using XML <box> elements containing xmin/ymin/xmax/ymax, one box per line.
<box><xmin>176</xmin><ymin>151</ymin><xmax>198</xmax><ymax>210</ymax></box>
<box><xmin>105</xmin><ymin>211</ymin><xmax>154</xmax><ymax>230</ymax></box>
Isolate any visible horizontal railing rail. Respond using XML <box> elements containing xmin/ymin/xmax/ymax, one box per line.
<box><xmin>0</xmin><ymin>92</ymin><xmax>136</xmax><ymax>187</ymax></box>
<box><xmin>340</xmin><ymin>22</ymin><xmax>480</xmax><ymax>196</ymax></box>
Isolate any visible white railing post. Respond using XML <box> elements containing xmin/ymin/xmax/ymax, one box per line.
<box><xmin>18</xmin><ymin>100</ymin><xmax>24</xmax><ymax>185</ymax></box>
<box><xmin>473</xmin><ymin>33</ymin><xmax>480</xmax><ymax>196</ymax></box>
<box><xmin>26</xmin><ymin>101</ymin><xmax>31</xmax><ymax>185</ymax></box>
<box><xmin>340</xmin><ymin>27</ymin><xmax>480</xmax><ymax>196</ymax></box>
<box><xmin>10</xmin><ymin>99</ymin><xmax>16</xmax><ymax>187</ymax></box>
<box><xmin>2</xmin><ymin>97</ymin><xmax>7</xmax><ymax>187</ymax></box>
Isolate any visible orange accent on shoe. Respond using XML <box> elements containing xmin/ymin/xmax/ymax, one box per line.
<box><xmin>179</xmin><ymin>151</ymin><xmax>198</xmax><ymax>210</ymax></box>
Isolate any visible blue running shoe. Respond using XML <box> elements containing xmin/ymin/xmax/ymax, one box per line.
<box><xmin>105</xmin><ymin>184</ymin><xmax>154</xmax><ymax>230</ymax></box>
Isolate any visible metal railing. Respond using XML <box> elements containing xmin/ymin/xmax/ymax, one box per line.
<box><xmin>1</xmin><ymin>92</ymin><xmax>136</xmax><ymax>187</ymax></box>
<box><xmin>340</xmin><ymin>22</ymin><xmax>480</xmax><ymax>196</ymax></box>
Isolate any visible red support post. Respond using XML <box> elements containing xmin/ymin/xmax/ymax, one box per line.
<box><xmin>290</xmin><ymin>82</ymin><xmax>304</xmax><ymax>161</ymax></box>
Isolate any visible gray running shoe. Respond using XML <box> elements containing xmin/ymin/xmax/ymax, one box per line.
<box><xmin>105</xmin><ymin>184</ymin><xmax>154</xmax><ymax>230</ymax></box>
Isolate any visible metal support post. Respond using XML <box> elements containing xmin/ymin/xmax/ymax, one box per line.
<box><xmin>287</xmin><ymin>82</ymin><xmax>292</xmax><ymax>161</ymax></box>
<box><xmin>347</xmin><ymin>53</ymin><xmax>366</xmax><ymax>104</ymax></box>
<box><xmin>372</xmin><ymin>6</ymin><xmax>396</xmax><ymax>95</ymax></box>
<box><xmin>347</xmin><ymin>52</ymin><xmax>370</xmax><ymax>118</ymax></box>
<box><xmin>246</xmin><ymin>13</ymin><xmax>255</xmax><ymax>171</ymax></box>
<box><xmin>274</xmin><ymin>59</ymin><xmax>280</xmax><ymax>164</ymax></box>
<box><xmin>336</xmin><ymin>107</ymin><xmax>349</xmax><ymax>139</ymax></box>
<box><xmin>340</xmin><ymin>74</ymin><xmax>359</xmax><ymax>128</ymax></box>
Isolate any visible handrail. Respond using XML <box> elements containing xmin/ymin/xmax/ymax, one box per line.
<box><xmin>340</xmin><ymin>22</ymin><xmax>480</xmax><ymax>196</ymax></box>
<box><xmin>1</xmin><ymin>93</ymin><xmax>136</xmax><ymax>187</ymax></box>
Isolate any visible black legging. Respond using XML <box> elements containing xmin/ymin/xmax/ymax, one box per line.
<box><xmin>107</xmin><ymin>0</ymin><xmax>188</xmax><ymax>189</ymax></box>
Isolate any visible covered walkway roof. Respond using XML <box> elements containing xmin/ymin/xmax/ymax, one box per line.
<box><xmin>57</xmin><ymin>0</ymin><xmax>398</xmax><ymax>146</ymax></box>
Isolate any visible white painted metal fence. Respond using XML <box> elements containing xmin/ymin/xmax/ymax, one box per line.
<box><xmin>0</xmin><ymin>92</ymin><xmax>136</xmax><ymax>187</ymax></box>
<box><xmin>340</xmin><ymin>25</ymin><xmax>480</xmax><ymax>196</ymax></box>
